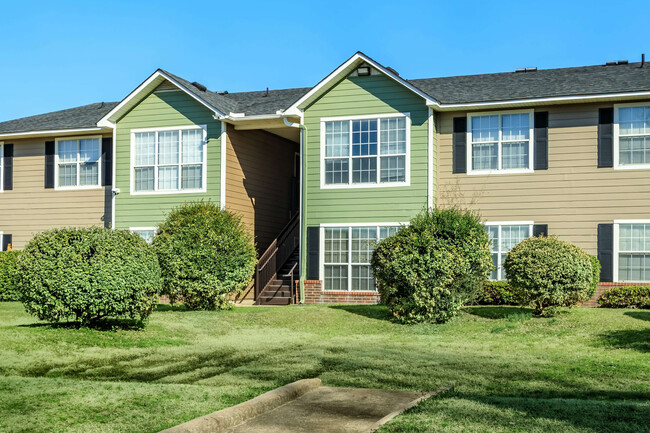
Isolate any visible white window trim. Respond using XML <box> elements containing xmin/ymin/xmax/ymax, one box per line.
<box><xmin>320</xmin><ymin>113</ymin><xmax>411</xmax><ymax>189</ymax></box>
<box><xmin>54</xmin><ymin>136</ymin><xmax>103</xmax><ymax>191</ymax></box>
<box><xmin>319</xmin><ymin>222</ymin><xmax>406</xmax><ymax>292</ymax></box>
<box><xmin>613</xmin><ymin>102</ymin><xmax>650</xmax><ymax>170</ymax></box>
<box><xmin>613</xmin><ymin>219</ymin><xmax>650</xmax><ymax>282</ymax></box>
<box><xmin>129</xmin><ymin>124</ymin><xmax>208</xmax><ymax>195</ymax></box>
<box><xmin>466</xmin><ymin>109</ymin><xmax>534</xmax><ymax>176</ymax></box>
<box><xmin>130</xmin><ymin>227</ymin><xmax>158</xmax><ymax>243</ymax></box>
<box><xmin>0</xmin><ymin>141</ymin><xmax>4</xmax><ymax>193</ymax></box>
<box><xmin>0</xmin><ymin>231</ymin><xmax>3</xmax><ymax>251</ymax></box>
<box><xmin>484</xmin><ymin>221</ymin><xmax>534</xmax><ymax>281</ymax></box>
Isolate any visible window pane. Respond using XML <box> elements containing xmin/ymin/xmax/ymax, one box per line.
<box><xmin>619</xmin><ymin>106</ymin><xmax>649</xmax><ymax>135</ymax></box>
<box><xmin>502</xmin><ymin>141</ymin><xmax>529</xmax><ymax>169</ymax></box>
<box><xmin>352</xmin><ymin>119</ymin><xmax>378</xmax><ymax>156</ymax></box>
<box><xmin>379</xmin><ymin>226</ymin><xmax>400</xmax><ymax>240</ymax></box>
<box><xmin>501</xmin><ymin>113</ymin><xmax>529</xmax><ymax>141</ymax></box>
<box><xmin>324</xmin><ymin>228</ymin><xmax>348</xmax><ymax>263</ymax></box>
<box><xmin>80</xmin><ymin>162</ymin><xmax>99</xmax><ymax>186</ymax></box>
<box><xmin>158</xmin><ymin>131</ymin><xmax>179</xmax><ymax>165</ymax></box>
<box><xmin>619</xmin><ymin>223</ymin><xmax>650</xmax><ymax>252</ymax></box>
<box><xmin>490</xmin><ymin>253</ymin><xmax>499</xmax><ymax>281</ymax></box>
<box><xmin>325</xmin><ymin>265</ymin><xmax>348</xmax><ymax>291</ymax></box>
<box><xmin>133</xmin><ymin>230</ymin><xmax>155</xmax><ymax>244</ymax></box>
<box><xmin>325</xmin><ymin>159</ymin><xmax>349</xmax><ymax>184</ymax></box>
<box><xmin>158</xmin><ymin>166</ymin><xmax>179</xmax><ymax>190</ymax></box>
<box><xmin>380</xmin><ymin>156</ymin><xmax>405</xmax><ymax>182</ymax></box>
<box><xmin>134</xmin><ymin>167</ymin><xmax>154</xmax><ymax>191</ymax></box>
<box><xmin>501</xmin><ymin>225</ymin><xmax>529</xmax><ymax>252</ymax></box>
<box><xmin>135</xmin><ymin>132</ymin><xmax>155</xmax><ymax>166</ymax></box>
<box><xmin>79</xmin><ymin>139</ymin><xmax>100</xmax><ymax>162</ymax></box>
<box><xmin>182</xmin><ymin>129</ymin><xmax>203</xmax><ymax>163</ymax></box>
<box><xmin>471</xmin><ymin>115</ymin><xmax>499</xmax><ymax>142</ymax></box>
<box><xmin>472</xmin><ymin>142</ymin><xmax>497</xmax><ymax>170</ymax></box>
<box><xmin>351</xmin><ymin>227</ymin><xmax>375</xmax><ymax>264</ymax></box>
<box><xmin>351</xmin><ymin>265</ymin><xmax>375</xmax><ymax>291</ymax></box>
<box><xmin>181</xmin><ymin>165</ymin><xmax>202</xmax><ymax>190</ymax></box>
<box><xmin>619</xmin><ymin>137</ymin><xmax>650</xmax><ymax>165</ymax></box>
<box><xmin>352</xmin><ymin>157</ymin><xmax>377</xmax><ymax>183</ymax></box>
<box><xmin>58</xmin><ymin>164</ymin><xmax>77</xmax><ymax>187</ymax></box>
<box><xmin>58</xmin><ymin>140</ymin><xmax>77</xmax><ymax>163</ymax></box>
<box><xmin>619</xmin><ymin>254</ymin><xmax>650</xmax><ymax>282</ymax></box>
<box><xmin>485</xmin><ymin>226</ymin><xmax>499</xmax><ymax>252</ymax></box>
<box><xmin>325</xmin><ymin>121</ymin><xmax>350</xmax><ymax>158</ymax></box>
<box><xmin>380</xmin><ymin>117</ymin><xmax>406</xmax><ymax>155</ymax></box>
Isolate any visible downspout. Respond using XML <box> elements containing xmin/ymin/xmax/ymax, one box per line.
<box><xmin>283</xmin><ymin>115</ymin><xmax>307</xmax><ymax>303</ymax></box>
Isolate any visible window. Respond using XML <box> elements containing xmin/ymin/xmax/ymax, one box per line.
<box><xmin>485</xmin><ymin>222</ymin><xmax>533</xmax><ymax>280</ymax></box>
<box><xmin>322</xmin><ymin>224</ymin><xmax>401</xmax><ymax>291</ymax></box>
<box><xmin>615</xmin><ymin>104</ymin><xmax>650</xmax><ymax>168</ymax></box>
<box><xmin>468</xmin><ymin>111</ymin><xmax>533</xmax><ymax>174</ymax></box>
<box><xmin>55</xmin><ymin>137</ymin><xmax>101</xmax><ymax>189</ymax></box>
<box><xmin>616</xmin><ymin>222</ymin><xmax>650</xmax><ymax>282</ymax></box>
<box><xmin>132</xmin><ymin>126</ymin><xmax>206</xmax><ymax>193</ymax></box>
<box><xmin>0</xmin><ymin>142</ymin><xmax>3</xmax><ymax>192</ymax></box>
<box><xmin>322</xmin><ymin>114</ymin><xmax>409</xmax><ymax>187</ymax></box>
<box><xmin>130</xmin><ymin>227</ymin><xmax>157</xmax><ymax>244</ymax></box>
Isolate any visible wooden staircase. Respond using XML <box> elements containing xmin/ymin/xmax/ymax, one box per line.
<box><xmin>256</xmin><ymin>249</ymin><xmax>299</xmax><ymax>305</ymax></box>
<box><xmin>255</xmin><ymin>214</ymin><xmax>300</xmax><ymax>306</ymax></box>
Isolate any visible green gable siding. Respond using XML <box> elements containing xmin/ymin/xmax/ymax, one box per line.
<box><xmin>114</xmin><ymin>89</ymin><xmax>222</xmax><ymax>229</ymax></box>
<box><xmin>303</xmin><ymin>74</ymin><xmax>433</xmax><ymax>227</ymax></box>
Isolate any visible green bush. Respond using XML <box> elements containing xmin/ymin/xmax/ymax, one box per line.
<box><xmin>17</xmin><ymin>227</ymin><xmax>161</xmax><ymax>324</ymax></box>
<box><xmin>503</xmin><ymin>236</ymin><xmax>594</xmax><ymax>316</ymax></box>
<box><xmin>153</xmin><ymin>202</ymin><xmax>257</xmax><ymax>310</ymax></box>
<box><xmin>371</xmin><ymin>208</ymin><xmax>493</xmax><ymax>324</ymax></box>
<box><xmin>475</xmin><ymin>280</ymin><xmax>520</xmax><ymax>305</ymax></box>
<box><xmin>0</xmin><ymin>250</ymin><xmax>21</xmax><ymax>301</ymax></box>
<box><xmin>598</xmin><ymin>286</ymin><xmax>650</xmax><ymax>309</ymax></box>
<box><xmin>588</xmin><ymin>255</ymin><xmax>601</xmax><ymax>300</ymax></box>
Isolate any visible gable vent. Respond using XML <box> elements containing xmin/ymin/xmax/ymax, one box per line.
<box><xmin>191</xmin><ymin>81</ymin><xmax>207</xmax><ymax>92</ymax></box>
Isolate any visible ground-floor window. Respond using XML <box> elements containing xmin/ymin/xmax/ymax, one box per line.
<box><xmin>484</xmin><ymin>222</ymin><xmax>533</xmax><ymax>280</ymax></box>
<box><xmin>322</xmin><ymin>224</ymin><xmax>401</xmax><ymax>291</ymax></box>
<box><xmin>130</xmin><ymin>227</ymin><xmax>157</xmax><ymax>244</ymax></box>
<box><xmin>616</xmin><ymin>222</ymin><xmax>650</xmax><ymax>282</ymax></box>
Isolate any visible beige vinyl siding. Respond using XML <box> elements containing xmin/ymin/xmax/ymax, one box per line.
<box><xmin>0</xmin><ymin>135</ymin><xmax>110</xmax><ymax>249</ymax></box>
<box><xmin>225</xmin><ymin>125</ymin><xmax>298</xmax><ymax>253</ymax></box>
<box><xmin>437</xmin><ymin>101</ymin><xmax>650</xmax><ymax>254</ymax></box>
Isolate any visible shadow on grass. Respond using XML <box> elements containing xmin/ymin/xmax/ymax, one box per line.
<box><xmin>624</xmin><ymin>310</ymin><xmax>650</xmax><ymax>322</ymax></box>
<box><xmin>329</xmin><ymin>305</ymin><xmax>393</xmax><ymax>321</ymax></box>
<box><xmin>155</xmin><ymin>303</ymin><xmax>188</xmax><ymax>312</ymax></box>
<box><xmin>463</xmin><ymin>306</ymin><xmax>534</xmax><ymax>320</ymax></box>
<box><xmin>19</xmin><ymin>318</ymin><xmax>146</xmax><ymax>331</ymax></box>
<box><xmin>599</xmin><ymin>328</ymin><xmax>650</xmax><ymax>353</ymax></box>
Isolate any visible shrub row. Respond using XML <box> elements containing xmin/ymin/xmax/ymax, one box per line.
<box><xmin>598</xmin><ymin>286</ymin><xmax>650</xmax><ymax>309</ymax></box>
<box><xmin>0</xmin><ymin>250</ymin><xmax>21</xmax><ymax>301</ymax></box>
<box><xmin>475</xmin><ymin>281</ymin><xmax>519</xmax><ymax>306</ymax></box>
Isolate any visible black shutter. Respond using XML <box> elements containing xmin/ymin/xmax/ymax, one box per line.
<box><xmin>533</xmin><ymin>224</ymin><xmax>548</xmax><ymax>237</ymax></box>
<box><xmin>306</xmin><ymin>226</ymin><xmax>320</xmax><ymax>280</ymax></box>
<box><xmin>598</xmin><ymin>108</ymin><xmax>614</xmax><ymax>168</ymax></box>
<box><xmin>3</xmin><ymin>143</ymin><xmax>13</xmax><ymax>190</ymax></box>
<box><xmin>534</xmin><ymin>112</ymin><xmax>548</xmax><ymax>170</ymax></box>
<box><xmin>44</xmin><ymin>141</ymin><xmax>55</xmax><ymax>189</ymax></box>
<box><xmin>452</xmin><ymin>117</ymin><xmax>467</xmax><ymax>174</ymax></box>
<box><xmin>598</xmin><ymin>223</ymin><xmax>614</xmax><ymax>282</ymax></box>
<box><xmin>102</xmin><ymin>137</ymin><xmax>113</xmax><ymax>186</ymax></box>
<box><xmin>2</xmin><ymin>234</ymin><xmax>11</xmax><ymax>251</ymax></box>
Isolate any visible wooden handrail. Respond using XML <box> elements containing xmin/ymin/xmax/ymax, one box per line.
<box><xmin>255</xmin><ymin>213</ymin><xmax>300</xmax><ymax>299</ymax></box>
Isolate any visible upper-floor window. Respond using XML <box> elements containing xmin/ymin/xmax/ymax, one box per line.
<box><xmin>321</xmin><ymin>114</ymin><xmax>410</xmax><ymax>188</ymax></box>
<box><xmin>615</xmin><ymin>104</ymin><xmax>650</xmax><ymax>169</ymax></box>
<box><xmin>131</xmin><ymin>125</ymin><xmax>206</xmax><ymax>194</ymax></box>
<box><xmin>55</xmin><ymin>137</ymin><xmax>101</xmax><ymax>189</ymax></box>
<box><xmin>485</xmin><ymin>222</ymin><xmax>533</xmax><ymax>280</ymax></box>
<box><xmin>0</xmin><ymin>142</ymin><xmax>4</xmax><ymax>192</ymax></box>
<box><xmin>468</xmin><ymin>111</ymin><xmax>533</xmax><ymax>175</ymax></box>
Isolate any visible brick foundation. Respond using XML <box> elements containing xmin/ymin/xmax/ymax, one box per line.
<box><xmin>301</xmin><ymin>280</ymin><xmax>381</xmax><ymax>304</ymax></box>
<box><xmin>581</xmin><ymin>282</ymin><xmax>645</xmax><ymax>307</ymax></box>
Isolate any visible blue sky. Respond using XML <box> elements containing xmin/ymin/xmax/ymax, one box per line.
<box><xmin>1</xmin><ymin>0</ymin><xmax>648</xmax><ymax>121</ymax></box>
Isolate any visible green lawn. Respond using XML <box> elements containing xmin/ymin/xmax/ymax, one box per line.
<box><xmin>0</xmin><ymin>302</ymin><xmax>648</xmax><ymax>433</ymax></box>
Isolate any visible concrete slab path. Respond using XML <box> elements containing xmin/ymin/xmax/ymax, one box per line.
<box><xmin>225</xmin><ymin>386</ymin><xmax>429</xmax><ymax>433</ymax></box>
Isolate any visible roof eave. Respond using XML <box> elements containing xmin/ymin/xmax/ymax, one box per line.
<box><xmin>0</xmin><ymin>127</ymin><xmax>110</xmax><ymax>140</ymax></box>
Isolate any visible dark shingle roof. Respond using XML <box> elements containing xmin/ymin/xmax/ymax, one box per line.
<box><xmin>0</xmin><ymin>102</ymin><xmax>118</xmax><ymax>134</ymax></box>
<box><xmin>409</xmin><ymin>62</ymin><xmax>650</xmax><ymax>104</ymax></box>
<box><xmin>223</xmin><ymin>87</ymin><xmax>311</xmax><ymax>116</ymax></box>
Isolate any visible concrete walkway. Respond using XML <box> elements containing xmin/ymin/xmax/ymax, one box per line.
<box><xmin>225</xmin><ymin>386</ymin><xmax>430</xmax><ymax>433</ymax></box>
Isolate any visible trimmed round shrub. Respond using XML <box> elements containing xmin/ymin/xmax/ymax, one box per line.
<box><xmin>17</xmin><ymin>227</ymin><xmax>161</xmax><ymax>324</ymax></box>
<box><xmin>371</xmin><ymin>208</ymin><xmax>493</xmax><ymax>324</ymax></box>
<box><xmin>598</xmin><ymin>286</ymin><xmax>650</xmax><ymax>309</ymax></box>
<box><xmin>0</xmin><ymin>250</ymin><xmax>21</xmax><ymax>301</ymax></box>
<box><xmin>503</xmin><ymin>236</ymin><xmax>593</xmax><ymax>316</ymax></box>
<box><xmin>153</xmin><ymin>202</ymin><xmax>257</xmax><ymax>310</ymax></box>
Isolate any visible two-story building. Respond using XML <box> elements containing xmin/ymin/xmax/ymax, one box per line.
<box><xmin>2</xmin><ymin>52</ymin><xmax>649</xmax><ymax>305</ymax></box>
